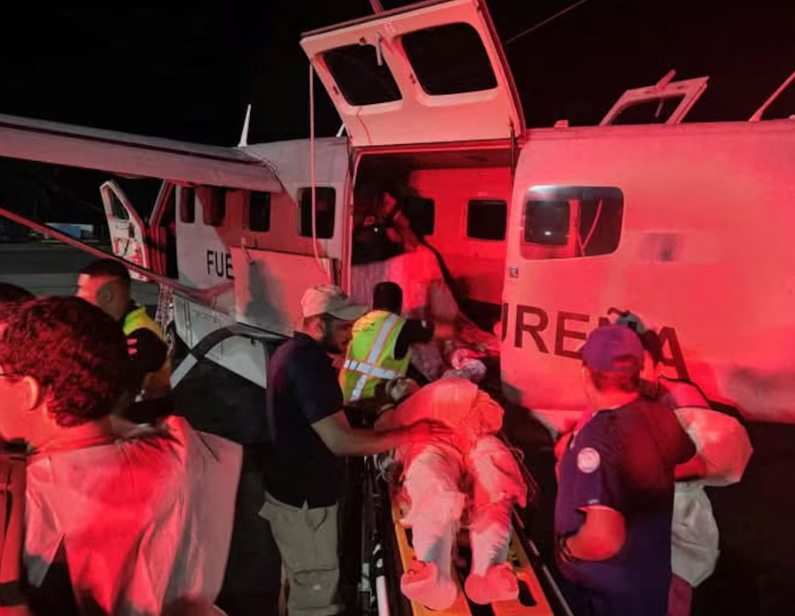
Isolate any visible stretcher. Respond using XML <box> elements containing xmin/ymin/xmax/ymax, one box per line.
<box><xmin>357</xmin><ymin>451</ymin><xmax>573</xmax><ymax>616</ymax></box>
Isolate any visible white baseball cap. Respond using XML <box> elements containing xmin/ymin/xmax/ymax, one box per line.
<box><xmin>300</xmin><ymin>285</ymin><xmax>368</xmax><ymax>321</ymax></box>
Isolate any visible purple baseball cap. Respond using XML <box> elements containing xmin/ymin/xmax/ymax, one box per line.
<box><xmin>581</xmin><ymin>324</ymin><xmax>644</xmax><ymax>372</ymax></box>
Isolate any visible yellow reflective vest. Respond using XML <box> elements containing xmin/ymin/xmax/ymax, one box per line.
<box><xmin>340</xmin><ymin>310</ymin><xmax>410</xmax><ymax>403</ymax></box>
<box><xmin>123</xmin><ymin>305</ymin><xmax>172</xmax><ymax>400</ymax></box>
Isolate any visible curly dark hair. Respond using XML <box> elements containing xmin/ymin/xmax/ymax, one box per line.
<box><xmin>0</xmin><ymin>283</ymin><xmax>35</xmax><ymax>323</ymax></box>
<box><xmin>0</xmin><ymin>296</ymin><xmax>129</xmax><ymax>427</ymax></box>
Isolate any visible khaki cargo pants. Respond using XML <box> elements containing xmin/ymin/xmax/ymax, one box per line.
<box><xmin>260</xmin><ymin>492</ymin><xmax>344</xmax><ymax>616</ymax></box>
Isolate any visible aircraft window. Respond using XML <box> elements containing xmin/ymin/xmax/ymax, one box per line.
<box><xmin>109</xmin><ymin>193</ymin><xmax>130</xmax><ymax>221</ymax></box>
<box><xmin>524</xmin><ymin>199</ymin><xmax>570</xmax><ymax>246</ymax></box>
<box><xmin>323</xmin><ymin>44</ymin><xmax>402</xmax><ymax>106</ymax></box>
<box><xmin>467</xmin><ymin>199</ymin><xmax>507</xmax><ymax>240</ymax></box>
<box><xmin>203</xmin><ymin>187</ymin><xmax>226</xmax><ymax>227</ymax></box>
<box><xmin>402</xmin><ymin>196</ymin><xmax>435</xmax><ymax>237</ymax></box>
<box><xmin>401</xmin><ymin>23</ymin><xmax>497</xmax><ymax>96</ymax></box>
<box><xmin>248</xmin><ymin>192</ymin><xmax>271</xmax><ymax>232</ymax></box>
<box><xmin>522</xmin><ymin>187</ymin><xmax>624</xmax><ymax>259</ymax></box>
<box><xmin>577</xmin><ymin>190</ymin><xmax>624</xmax><ymax>256</ymax></box>
<box><xmin>299</xmin><ymin>187</ymin><xmax>336</xmax><ymax>239</ymax></box>
<box><xmin>611</xmin><ymin>96</ymin><xmax>684</xmax><ymax>125</ymax></box>
<box><xmin>179</xmin><ymin>188</ymin><xmax>195</xmax><ymax>224</ymax></box>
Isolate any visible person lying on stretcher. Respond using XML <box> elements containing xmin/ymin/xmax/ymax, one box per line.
<box><xmin>374</xmin><ymin>377</ymin><xmax>527</xmax><ymax>610</ymax></box>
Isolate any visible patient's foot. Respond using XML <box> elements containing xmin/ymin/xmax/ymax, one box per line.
<box><xmin>464</xmin><ymin>562</ymin><xmax>518</xmax><ymax>605</ymax></box>
<box><xmin>401</xmin><ymin>560</ymin><xmax>458</xmax><ymax>611</ymax></box>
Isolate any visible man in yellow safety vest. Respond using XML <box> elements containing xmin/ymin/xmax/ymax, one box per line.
<box><xmin>340</xmin><ymin>282</ymin><xmax>435</xmax><ymax>406</ymax></box>
<box><xmin>77</xmin><ymin>258</ymin><xmax>172</xmax><ymax>422</ymax></box>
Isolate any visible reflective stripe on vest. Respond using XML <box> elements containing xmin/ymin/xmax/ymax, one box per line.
<box><xmin>342</xmin><ymin>359</ymin><xmax>399</xmax><ymax>381</ymax></box>
<box><xmin>340</xmin><ymin>311</ymin><xmax>410</xmax><ymax>403</ymax></box>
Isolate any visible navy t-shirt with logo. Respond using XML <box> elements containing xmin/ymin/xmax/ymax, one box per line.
<box><xmin>555</xmin><ymin>396</ymin><xmax>696</xmax><ymax>616</ymax></box>
<box><xmin>262</xmin><ymin>333</ymin><xmax>346</xmax><ymax>508</ymax></box>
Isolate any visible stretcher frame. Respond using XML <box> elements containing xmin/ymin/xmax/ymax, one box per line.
<box><xmin>358</xmin><ymin>446</ymin><xmax>574</xmax><ymax>616</ymax></box>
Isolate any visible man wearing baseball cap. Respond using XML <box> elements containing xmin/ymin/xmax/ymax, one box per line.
<box><xmin>554</xmin><ymin>325</ymin><xmax>696</xmax><ymax>616</ymax></box>
<box><xmin>261</xmin><ymin>284</ymin><xmax>445</xmax><ymax>616</ymax></box>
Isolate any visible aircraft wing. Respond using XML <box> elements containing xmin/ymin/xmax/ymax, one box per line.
<box><xmin>0</xmin><ymin>113</ymin><xmax>282</xmax><ymax>193</ymax></box>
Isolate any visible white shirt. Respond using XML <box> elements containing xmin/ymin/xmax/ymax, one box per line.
<box><xmin>24</xmin><ymin>416</ymin><xmax>242</xmax><ymax>616</ymax></box>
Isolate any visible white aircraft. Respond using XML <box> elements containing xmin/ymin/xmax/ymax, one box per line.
<box><xmin>1</xmin><ymin>0</ymin><xmax>794</xmax><ymax>432</ymax></box>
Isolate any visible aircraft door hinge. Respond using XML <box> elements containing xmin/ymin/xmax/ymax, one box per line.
<box><xmin>509</xmin><ymin>120</ymin><xmax>518</xmax><ymax>180</ymax></box>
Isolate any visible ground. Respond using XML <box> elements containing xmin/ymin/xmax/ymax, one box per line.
<box><xmin>0</xmin><ymin>243</ymin><xmax>159</xmax><ymax>305</ymax></box>
<box><xmin>1</xmin><ymin>243</ymin><xmax>793</xmax><ymax>615</ymax></box>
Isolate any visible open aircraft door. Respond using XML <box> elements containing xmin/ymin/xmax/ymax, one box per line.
<box><xmin>99</xmin><ymin>180</ymin><xmax>151</xmax><ymax>282</ymax></box>
<box><xmin>147</xmin><ymin>182</ymin><xmax>178</xmax><ymax>279</ymax></box>
<box><xmin>300</xmin><ymin>0</ymin><xmax>525</xmax><ymax>147</ymax></box>
<box><xmin>600</xmin><ymin>72</ymin><xmax>709</xmax><ymax>125</ymax></box>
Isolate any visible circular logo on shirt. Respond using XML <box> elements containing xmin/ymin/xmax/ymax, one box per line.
<box><xmin>577</xmin><ymin>447</ymin><xmax>601</xmax><ymax>473</ymax></box>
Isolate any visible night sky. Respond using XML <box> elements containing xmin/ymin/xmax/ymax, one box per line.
<box><xmin>1</xmin><ymin>0</ymin><xmax>794</xmax><ymax>220</ymax></box>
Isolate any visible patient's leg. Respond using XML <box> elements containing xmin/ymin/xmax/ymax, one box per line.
<box><xmin>464</xmin><ymin>435</ymin><xmax>525</xmax><ymax>604</ymax></box>
<box><xmin>399</xmin><ymin>442</ymin><xmax>464</xmax><ymax>610</ymax></box>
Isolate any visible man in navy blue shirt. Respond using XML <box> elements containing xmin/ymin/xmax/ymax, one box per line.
<box><xmin>555</xmin><ymin>325</ymin><xmax>696</xmax><ymax>616</ymax></box>
<box><xmin>261</xmin><ymin>285</ymin><xmax>444</xmax><ymax>616</ymax></box>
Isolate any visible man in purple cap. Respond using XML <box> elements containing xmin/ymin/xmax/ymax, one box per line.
<box><xmin>261</xmin><ymin>284</ymin><xmax>445</xmax><ymax>616</ymax></box>
<box><xmin>554</xmin><ymin>325</ymin><xmax>696</xmax><ymax>616</ymax></box>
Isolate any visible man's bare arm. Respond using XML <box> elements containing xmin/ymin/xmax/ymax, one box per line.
<box><xmin>312</xmin><ymin>411</ymin><xmax>439</xmax><ymax>457</ymax></box>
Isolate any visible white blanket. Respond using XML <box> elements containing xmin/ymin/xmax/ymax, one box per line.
<box><xmin>672</xmin><ymin>407</ymin><xmax>753</xmax><ymax>586</ymax></box>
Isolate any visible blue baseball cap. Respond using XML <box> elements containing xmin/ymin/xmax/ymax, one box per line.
<box><xmin>581</xmin><ymin>325</ymin><xmax>644</xmax><ymax>372</ymax></box>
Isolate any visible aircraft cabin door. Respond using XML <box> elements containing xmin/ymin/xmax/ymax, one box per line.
<box><xmin>600</xmin><ymin>73</ymin><xmax>709</xmax><ymax>125</ymax></box>
<box><xmin>99</xmin><ymin>180</ymin><xmax>151</xmax><ymax>281</ymax></box>
<box><xmin>148</xmin><ymin>182</ymin><xmax>178</xmax><ymax>278</ymax></box>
